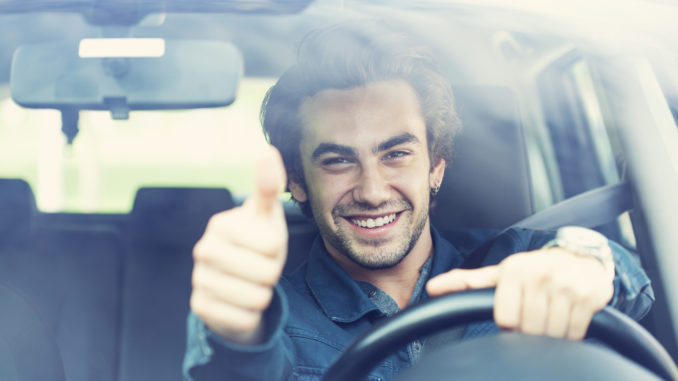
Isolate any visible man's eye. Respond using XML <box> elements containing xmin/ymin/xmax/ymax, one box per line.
<box><xmin>385</xmin><ymin>150</ymin><xmax>409</xmax><ymax>160</ymax></box>
<box><xmin>321</xmin><ymin>157</ymin><xmax>351</xmax><ymax>166</ymax></box>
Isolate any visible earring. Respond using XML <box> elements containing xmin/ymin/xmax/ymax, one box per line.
<box><xmin>431</xmin><ymin>183</ymin><xmax>441</xmax><ymax>196</ymax></box>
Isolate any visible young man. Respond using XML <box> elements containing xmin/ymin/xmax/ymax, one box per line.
<box><xmin>183</xmin><ymin>23</ymin><xmax>653</xmax><ymax>380</ymax></box>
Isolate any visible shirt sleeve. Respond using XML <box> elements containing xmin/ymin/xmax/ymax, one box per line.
<box><xmin>607</xmin><ymin>240</ymin><xmax>655</xmax><ymax>321</ymax></box>
<box><xmin>182</xmin><ymin>284</ymin><xmax>295</xmax><ymax>381</ymax></box>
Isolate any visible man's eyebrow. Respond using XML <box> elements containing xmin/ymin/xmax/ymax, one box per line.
<box><xmin>311</xmin><ymin>143</ymin><xmax>357</xmax><ymax>161</ymax></box>
<box><xmin>374</xmin><ymin>133</ymin><xmax>420</xmax><ymax>154</ymax></box>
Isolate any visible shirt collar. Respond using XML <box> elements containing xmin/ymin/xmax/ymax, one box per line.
<box><xmin>304</xmin><ymin>226</ymin><xmax>465</xmax><ymax>323</ymax></box>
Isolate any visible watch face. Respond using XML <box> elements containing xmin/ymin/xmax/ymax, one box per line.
<box><xmin>556</xmin><ymin>226</ymin><xmax>608</xmax><ymax>249</ymax></box>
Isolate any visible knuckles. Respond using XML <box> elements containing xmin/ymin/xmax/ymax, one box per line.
<box><xmin>191</xmin><ymin>263</ymin><xmax>276</xmax><ymax>312</ymax></box>
<box><xmin>494</xmin><ymin>309</ymin><xmax>519</xmax><ymax>330</ymax></box>
<box><xmin>250</xmin><ymin>288</ymin><xmax>274</xmax><ymax>311</ymax></box>
<box><xmin>190</xmin><ymin>289</ymin><xmax>265</xmax><ymax>336</ymax></box>
<box><xmin>192</xmin><ymin>238</ymin><xmax>211</xmax><ymax>262</ymax></box>
<box><xmin>225</xmin><ymin>314</ymin><xmax>262</xmax><ymax>335</ymax></box>
<box><xmin>189</xmin><ymin>292</ymin><xmax>210</xmax><ymax>321</ymax></box>
<box><xmin>256</xmin><ymin>264</ymin><xmax>282</xmax><ymax>287</ymax></box>
<box><xmin>199</xmin><ymin>208</ymin><xmax>287</xmax><ymax>261</ymax></box>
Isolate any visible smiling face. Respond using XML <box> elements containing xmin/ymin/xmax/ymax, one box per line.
<box><xmin>289</xmin><ymin>80</ymin><xmax>446</xmax><ymax>270</ymax></box>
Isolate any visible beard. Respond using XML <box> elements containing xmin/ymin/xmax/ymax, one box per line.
<box><xmin>311</xmin><ymin>197</ymin><xmax>429</xmax><ymax>270</ymax></box>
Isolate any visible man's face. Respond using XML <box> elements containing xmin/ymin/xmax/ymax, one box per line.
<box><xmin>289</xmin><ymin>80</ymin><xmax>445</xmax><ymax>269</ymax></box>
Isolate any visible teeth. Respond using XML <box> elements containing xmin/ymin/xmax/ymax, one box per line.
<box><xmin>351</xmin><ymin>213</ymin><xmax>396</xmax><ymax>228</ymax></box>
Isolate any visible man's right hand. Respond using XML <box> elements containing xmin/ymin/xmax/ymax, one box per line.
<box><xmin>190</xmin><ymin>145</ymin><xmax>288</xmax><ymax>345</ymax></box>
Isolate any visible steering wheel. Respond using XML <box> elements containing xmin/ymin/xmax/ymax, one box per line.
<box><xmin>322</xmin><ymin>288</ymin><xmax>678</xmax><ymax>381</ymax></box>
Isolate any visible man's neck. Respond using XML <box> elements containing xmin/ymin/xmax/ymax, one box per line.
<box><xmin>327</xmin><ymin>224</ymin><xmax>434</xmax><ymax>309</ymax></box>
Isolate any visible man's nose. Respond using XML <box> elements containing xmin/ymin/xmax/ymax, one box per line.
<box><xmin>352</xmin><ymin>163</ymin><xmax>390</xmax><ymax>207</ymax></box>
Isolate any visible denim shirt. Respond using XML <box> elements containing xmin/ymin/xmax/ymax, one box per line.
<box><xmin>183</xmin><ymin>227</ymin><xmax>654</xmax><ymax>381</ymax></box>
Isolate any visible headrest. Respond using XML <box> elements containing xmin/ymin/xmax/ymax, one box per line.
<box><xmin>0</xmin><ymin>179</ymin><xmax>36</xmax><ymax>240</ymax></box>
<box><xmin>431</xmin><ymin>86</ymin><xmax>534</xmax><ymax>230</ymax></box>
<box><xmin>127</xmin><ymin>187</ymin><xmax>235</xmax><ymax>248</ymax></box>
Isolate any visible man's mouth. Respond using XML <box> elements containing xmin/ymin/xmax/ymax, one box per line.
<box><xmin>350</xmin><ymin>213</ymin><xmax>398</xmax><ymax>229</ymax></box>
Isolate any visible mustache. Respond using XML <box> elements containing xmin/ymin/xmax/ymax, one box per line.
<box><xmin>332</xmin><ymin>199</ymin><xmax>413</xmax><ymax>216</ymax></box>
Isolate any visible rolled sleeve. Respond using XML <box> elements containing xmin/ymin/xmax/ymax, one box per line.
<box><xmin>608</xmin><ymin>241</ymin><xmax>655</xmax><ymax>321</ymax></box>
<box><xmin>183</xmin><ymin>284</ymin><xmax>294</xmax><ymax>381</ymax></box>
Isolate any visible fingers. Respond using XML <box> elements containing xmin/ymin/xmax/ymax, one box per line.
<box><xmin>193</xmin><ymin>243</ymin><xmax>283</xmax><ymax>286</ymax></box>
<box><xmin>545</xmin><ymin>292</ymin><xmax>571</xmax><ymax>338</ymax></box>
<box><xmin>520</xmin><ymin>284</ymin><xmax>548</xmax><ymax>335</ymax></box>
<box><xmin>201</xmin><ymin>209</ymin><xmax>288</xmax><ymax>260</ymax></box>
<box><xmin>189</xmin><ymin>145</ymin><xmax>289</xmax><ymax>343</ymax></box>
<box><xmin>192</xmin><ymin>262</ymin><xmax>275</xmax><ymax>311</ymax></box>
<box><xmin>489</xmin><ymin>250</ymin><xmax>612</xmax><ymax>341</ymax></box>
<box><xmin>493</xmin><ymin>274</ymin><xmax>523</xmax><ymax>330</ymax></box>
<box><xmin>426</xmin><ymin>266</ymin><xmax>499</xmax><ymax>296</ymax></box>
<box><xmin>428</xmin><ymin>250</ymin><xmax>612</xmax><ymax>341</ymax></box>
<box><xmin>567</xmin><ymin>304</ymin><xmax>596</xmax><ymax>340</ymax></box>
<box><xmin>190</xmin><ymin>291</ymin><xmax>264</xmax><ymax>336</ymax></box>
<box><xmin>191</xmin><ymin>225</ymin><xmax>284</xmax><ymax>342</ymax></box>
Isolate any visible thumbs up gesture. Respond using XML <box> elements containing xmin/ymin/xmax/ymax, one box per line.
<box><xmin>190</xmin><ymin>146</ymin><xmax>288</xmax><ymax>344</ymax></box>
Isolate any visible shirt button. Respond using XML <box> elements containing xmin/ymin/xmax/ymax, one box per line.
<box><xmin>369</xmin><ymin>290</ymin><xmax>377</xmax><ymax>298</ymax></box>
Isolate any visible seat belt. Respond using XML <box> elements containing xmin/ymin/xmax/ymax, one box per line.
<box><xmin>460</xmin><ymin>181</ymin><xmax>633</xmax><ymax>269</ymax></box>
<box><xmin>512</xmin><ymin>181</ymin><xmax>633</xmax><ymax>230</ymax></box>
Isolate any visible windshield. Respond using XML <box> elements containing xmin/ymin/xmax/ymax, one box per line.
<box><xmin>1</xmin><ymin>2</ymin><xmax>676</xmax><ymax>213</ymax></box>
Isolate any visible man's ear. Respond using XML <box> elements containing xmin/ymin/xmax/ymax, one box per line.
<box><xmin>288</xmin><ymin>178</ymin><xmax>308</xmax><ymax>202</ymax></box>
<box><xmin>430</xmin><ymin>158</ymin><xmax>446</xmax><ymax>189</ymax></box>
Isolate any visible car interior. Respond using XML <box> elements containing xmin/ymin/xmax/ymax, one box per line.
<box><xmin>0</xmin><ymin>1</ymin><xmax>677</xmax><ymax>380</ymax></box>
<box><xmin>0</xmin><ymin>84</ymin><xmax>668</xmax><ymax>380</ymax></box>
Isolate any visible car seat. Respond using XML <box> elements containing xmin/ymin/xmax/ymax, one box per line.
<box><xmin>0</xmin><ymin>179</ymin><xmax>124</xmax><ymax>381</ymax></box>
<box><xmin>119</xmin><ymin>187</ymin><xmax>235</xmax><ymax>381</ymax></box>
<box><xmin>430</xmin><ymin>86</ymin><xmax>533</xmax><ymax>230</ymax></box>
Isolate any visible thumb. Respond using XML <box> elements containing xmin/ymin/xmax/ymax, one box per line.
<box><xmin>248</xmin><ymin>145</ymin><xmax>287</xmax><ymax>216</ymax></box>
<box><xmin>426</xmin><ymin>266</ymin><xmax>500</xmax><ymax>296</ymax></box>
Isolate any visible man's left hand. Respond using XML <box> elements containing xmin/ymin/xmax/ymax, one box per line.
<box><xmin>425</xmin><ymin>248</ymin><xmax>615</xmax><ymax>340</ymax></box>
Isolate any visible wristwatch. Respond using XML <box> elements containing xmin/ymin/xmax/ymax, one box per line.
<box><xmin>543</xmin><ymin>226</ymin><xmax>614</xmax><ymax>269</ymax></box>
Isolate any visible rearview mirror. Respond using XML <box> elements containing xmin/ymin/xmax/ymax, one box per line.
<box><xmin>10</xmin><ymin>38</ymin><xmax>243</xmax><ymax>119</ymax></box>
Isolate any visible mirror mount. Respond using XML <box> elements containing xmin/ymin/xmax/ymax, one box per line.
<box><xmin>58</xmin><ymin>98</ymin><xmax>129</xmax><ymax>145</ymax></box>
<box><xmin>104</xmin><ymin>97</ymin><xmax>130</xmax><ymax>120</ymax></box>
<box><xmin>60</xmin><ymin>108</ymin><xmax>79</xmax><ymax>145</ymax></box>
